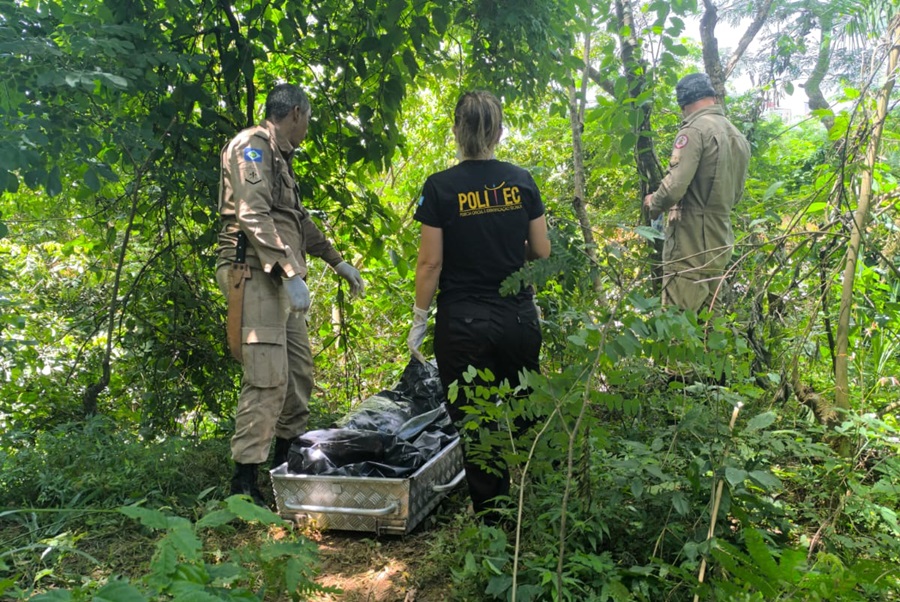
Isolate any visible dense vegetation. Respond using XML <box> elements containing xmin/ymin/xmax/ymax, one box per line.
<box><xmin>1</xmin><ymin>0</ymin><xmax>899</xmax><ymax>599</ymax></box>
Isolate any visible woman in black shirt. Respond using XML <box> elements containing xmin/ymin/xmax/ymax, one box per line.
<box><xmin>408</xmin><ymin>90</ymin><xmax>551</xmax><ymax>522</ymax></box>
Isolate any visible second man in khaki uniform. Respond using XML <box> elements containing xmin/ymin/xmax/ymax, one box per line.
<box><xmin>644</xmin><ymin>73</ymin><xmax>751</xmax><ymax>312</ymax></box>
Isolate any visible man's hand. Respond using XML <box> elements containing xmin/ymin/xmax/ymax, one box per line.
<box><xmin>407</xmin><ymin>306</ymin><xmax>429</xmax><ymax>364</ymax></box>
<box><xmin>283</xmin><ymin>275</ymin><xmax>311</xmax><ymax>314</ymax></box>
<box><xmin>334</xmin><ymin>261</ymin><xmax>365</xmax><ymax>298</ymax></box>
<box><xmin>643</xmin><ymin>194</ymin><xmax>661</xmax><ymax>220</ymax></box>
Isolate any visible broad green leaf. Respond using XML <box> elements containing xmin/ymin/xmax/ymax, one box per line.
<box><xmin>485</xmin><ymin>574</ymin><xmax>512</xmax><ymax>597</ymax></box>
<box><xmin>167</xmin><ymin>523</ymin><xmax>202</xmax><ymax>557</ymax></box>
<box><xmin>724</xmin><ymin>466</ymin><xmax>747</xmax><ymax>487</ymax></box>
<box><xmin>634</xmin><ymin>225</ymin><xmax>664</xmax><ymax>241</ymax></box>
<box><xmin>119</xmin><ymin>505</ymin><xmax>170</xmax><ymax>529</ymax></box>
<box><xmin>47</xmin><ymin>165</ymin><xmax>62</xmax><ymax>197</ymax></box>
<box><xmin>748</xmin><ymin>470</ymin><xmax>782</xmax><ymax>491</ymax></box>
<box><xmin>29</xmin><ymin>591</ymin><xmax>72</xmax><ymax>602</ymax></box>
<box><xmin>743</xmin><ymin>529</ymin><xmax>780</xmax><ymax>588</ymax></box>
<box><xmin>671</xmin><ymin>491</ymin><xmax>690</xmax><ymax>516</ymax></box>
<box><xmin>761</xmin><ymin>181</ymin><xmax>783</xmax><ymax>202</ymax></box>
<box><xmin>195</xmin><ymin>509</ymin><xmax>236</xmax><ymax>529</ymax></box>
<box><xmin>225</xmin><ymin>495</ymin><xmax>284</xmax><ymax>524</ymax></box>
<box><xmin>744</xmin><ymin>411</ymin><xmax>776</xmax><ymax>433</ymax></box>
<box><xmin>175</xmin><ymin>562</ymin><xmax>210</xmax><ymax>584</ymax></box>
<box><xmin>166</xmin><ymin>583</ymin><xmax>221</xmax><ymax>601</ymax></box>
<box><xmin>93</xmin><ymin>580</ymin><xmax>147</xmax><ymax>602</ymax></box>
<box><xmin>84</xmin><ymin>167</ymin><xmax>101</xmax><ymax>191</ymax></box>
<box><xmin>631</xmin><ymin>478</ymin><xmax>644</xmax><ymax>499</ymax></box>
<box><xmin>806</xmin><ymin>201</ymin><xmax>827</xmax><ymax>214</ymax></box>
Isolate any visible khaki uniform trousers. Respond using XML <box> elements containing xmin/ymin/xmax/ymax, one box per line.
<box><xmin>216</xmin><ymin>265</ymin><xmax>313</xmax><ymax>464</ymax></box>
<box><xmin>661</xmin><ymin>272</ymin><xmax>724</xmax><ymax>314</ymax></box>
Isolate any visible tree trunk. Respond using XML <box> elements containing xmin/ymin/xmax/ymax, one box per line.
<box><xmin>614</xmin><ymin>0</ymin><xmax>664</xmax><ymax>287</ymax></box>
<box><xmin>700</xmin><ymin>0</ymin><xmax>726</xmax><ymax>100</ymax></box>
<box><xmin>834</xmin><ymin>16</ymin><xmax>900</xmax><ymax>412</ymax></box>
<box><xmin>722</xmin><ymin>0</ymin><xmax>776</xmax><ymax>80</ymax></box>
<box><xmin>803</xmin><ymin>11</ymin><xmax>835</xmax><ymax>132</ymax></box>
<box><xmin>568</xmin><ymin>30</ymin><xmax>603</xmax><ymax>295</ymax></box>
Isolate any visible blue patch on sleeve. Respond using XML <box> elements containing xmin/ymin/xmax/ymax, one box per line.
<box><xmin>243</xmin><ymin>147</ymin><xmax>263</xmax><ymax>162</ymax></box>
<box><xmin>417</xmin><ymin>195</ymin><xmax>424</xmax><ymax>206</ymax></box>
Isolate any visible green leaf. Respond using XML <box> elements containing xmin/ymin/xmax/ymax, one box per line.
<box><xmin>761</xmin><ymin>181</ymin><xmax>783</xmax><ymax>202</ymax></box>
<box><xmin>84</xmin><ymin>167</ymin><xmax>102</xmax><ymax>192</ymax></box>
<box><xmin>485</xmin><ymin>574</ymin><xmax>512</xmax><ymax>597</ymax></box>
<box><xmin>166</xmin><ymin>584</ymin><xmax>221</xmax><ymax>601</ymax></box>
<box><xmin>225</xmin><ymin>495</ymin><xmax>284</xmax><ymax>524</ymax></box>
<box><xmin>631</xmin><ymin>478</ymin><xmax>644</xmax><ymax>499</ymax></box>
<box><xmin>724</xmin><ymin>466</ymin><xmax>747</xmax><ymax>487</ymax></box>
<box><xmin>175</xmin><ymin>563</ymin><xmax>210</xmax><ymax>585</ymax></box>
<box><xmin>195</xmin><ymin>509</ymin><xmax>236</xmax><ymax>529</ymax></box>
<box><xmin>46</xmin><ymin>165</ymin><xmax>62</xmax><ymax>196</ymax></box>
<box><xmin>93</xmin><ymin>580</ymin><xmax>147</xmax><ymax>602</ymax></box>
<box><xmin>843</xmin><ymin>86</ymin><xmax>860</xmax><ymax>100</ymax></box>
<box><xmin>634</xmin><ymin>225</ymin><xmax>664</xmax><ymax>241</ymax></box>
<box><xmin>748</xmin><ymin>470</ymin><xmax>782</xmax><ymax>491</ymax></box>
<box><xmin>806</xmin><ymin>201</ymin><xmax>827</xmax><ymax>214</ymax></box>
<box><xmin>119</xmin><ymin>505</ymin><xmax>171</xmax><ymax>529</ymax></box>
<box><xmin>190</xmin><ymin>208</ymin><xmax>209</xmax><ymax>225</ymax></box>
<box><xmin>432</xmin><ymin>8</ymin><xmax>449</xmax><ymax>34</ymax></box>
<box><xmin>744</xmin><ymin>529</ymin><xmax>780</xmax><ymax>588</ymax></box>
<box><xmin>167</xmin><ymin>523</ymin><xmax>202</xmax><ymax>558</ymax></box>
<box><xmin>744</xmin><ymin>411</ymin><xmax>776</xmax><ymax>433</ymax></box>
<box><xmin>671</xmin><ymin>491</ymin><xmax>690</xmax><ymax>516</ymax></box>
<box><xmin>29</xmin><ymin>591</ymin><xmax>72</xmax><ymax>602</ymax></box>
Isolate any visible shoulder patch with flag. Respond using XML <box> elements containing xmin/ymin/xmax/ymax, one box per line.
<box><xmin>243</xmin><ymin>147</ymin><xmax>263</xmax><ymax>162</ymax></box>
<box><xmin>674</xmin><ymin>135</ymin><xmax>689</xmax><ymax>149</ymax></box>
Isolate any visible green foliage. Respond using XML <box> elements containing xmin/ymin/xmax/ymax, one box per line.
<box><xmin>2</xmin><ymin>0</ymin><xmax>900</xmax><ymax>599</ymax></box>
<box><xmin>441</xmin><ymin>284</ymin><xmax>900</xmax><ymax>599</ymax></box>
<box><xmin>6</xmin><ymin>499</ymin><xmax>333</xmax><ymax>601</ymax></box>
<box><xmin>0</xmin><ymin>415</ymin><xmax>228</xmax><ymax>511</ymax></box>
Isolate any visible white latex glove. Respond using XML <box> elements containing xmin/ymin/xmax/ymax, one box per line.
<box><xmin>283</xmin><ymin>275</ymin><xmax>311</xmax><ymax>314</ymax></box>
<box><xmin>334</xmin><ymin>261</ymin><xmax>365</xmax><ymax>298</ymax></box>
<box><xmin>407</xmin><ymin>305</ymin><xmax>429</xmax><ymax>363</ymax></box>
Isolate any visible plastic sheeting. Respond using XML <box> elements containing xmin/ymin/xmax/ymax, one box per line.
<box><xmin>286</xmin><ymin>358</ymin><xmax>457</xmax><ymax>478</ymax></box>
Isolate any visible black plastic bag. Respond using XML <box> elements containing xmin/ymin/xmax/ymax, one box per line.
<box><xmin>287</xmin><ymin>429</ymin><xmax>395</xmax><ymax>473</ymax></box>
<box><xmin>285</xmin><ymin>357</ymin><xmax>457</xmax><ymax>477</ymax></box>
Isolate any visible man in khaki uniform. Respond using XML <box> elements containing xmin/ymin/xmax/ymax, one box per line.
<box><xmin>216</xmin><ymin>83</ymin><xmax>365</xmax><ymax>503</ymax></box>
<box><xmin>643</xmin><ymin>73</ymin><xmax>751</xmax><ymax>312</ymax></box>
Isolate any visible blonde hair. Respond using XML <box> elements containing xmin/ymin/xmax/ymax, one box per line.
<box><xmin>453</xmin><ymin>91</ymin><xmax>503</xmax><ymax>160</ymax></box>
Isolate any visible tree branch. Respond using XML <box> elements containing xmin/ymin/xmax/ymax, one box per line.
<box><xmin>723</xmin><ymin>0</ymin><xmax>776</xmax><ymax>80</ymax></box>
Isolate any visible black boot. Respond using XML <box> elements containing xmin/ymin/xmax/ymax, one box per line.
<box><xmin>230</xmin><ymin>462</ymin><xmax>266</xmax><ymax>506</ymax></box>
<box><xmin>271</xmin><ymin>437</ymin><xmax>292</xmax><ymax>470</ymax></box>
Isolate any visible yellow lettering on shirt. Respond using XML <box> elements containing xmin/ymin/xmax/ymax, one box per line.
<box><xmin>502</xmin><ymin>186</ymin><xmax>521</xmax><ymax>205</ymax></box>
<box><xmin>457</xmin><ymin>182</ymin><xmax>525</xmax><ymax>217</ymax></box>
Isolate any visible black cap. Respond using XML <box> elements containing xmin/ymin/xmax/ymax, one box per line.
<box><xmin>676</xmin><ymin>73</ymin><xmax>716</xmax><ymax>108</ymax></box>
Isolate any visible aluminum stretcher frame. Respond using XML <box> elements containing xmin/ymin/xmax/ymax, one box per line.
<box><xmin>270</xmin><ymin>437</ymin><xmax>465</xmax><ymax>535</ymax></box>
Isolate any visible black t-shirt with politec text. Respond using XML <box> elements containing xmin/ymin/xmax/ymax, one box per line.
<box><xmin>413</xmin><ymin>159</ymin><xmax>544</xmax><ymax>305</ymax></box>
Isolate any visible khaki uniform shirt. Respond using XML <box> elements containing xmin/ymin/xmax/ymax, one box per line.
<box><xmin>648</xmin><ymin>105</ymin><xmax>751</xmax><ymax>278</ymax></box>
<box><xmin>216</xmin><ymin>120</ymin><xmax>343</xmax><ymax>277</ymax></box>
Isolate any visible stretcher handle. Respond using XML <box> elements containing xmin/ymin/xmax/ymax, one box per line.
<box><xmin>432</xmin><ymin>469</ymin><xmax>466</xmax><ymax>493</ymax></box>
<box><xmin>282</xmin><ymin>499</ymin><xmax>400</xmax><ymax>516</ymax></box>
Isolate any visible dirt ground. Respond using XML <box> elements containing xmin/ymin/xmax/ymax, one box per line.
<box><xmin>305</xmin><ymin>496</ymin><xmax>467</xmax><ymax>602</ymax></box>
<box><xmin>311</xmin><ymin>530</ymin><xmax>442</xmax><ymax>601</ymax></box>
